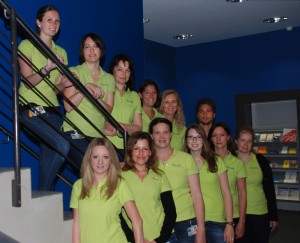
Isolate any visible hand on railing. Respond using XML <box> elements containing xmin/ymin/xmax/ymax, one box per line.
<box><xmin>56</xmin><ymin>75</ymin><xmax>73</xmax><ymax>93</ymax></box>
<box><xmin>85</xmin><ymin>83</ymin><xmax>105</xmax><ymax>99</ymax></box>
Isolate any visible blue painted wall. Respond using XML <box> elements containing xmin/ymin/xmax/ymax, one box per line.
<box><xmin>145</xmin><ymin>27</ymin><xmax>300</xmax><ymax>134</ymax></box>
<box><xmin>0</xmin><ymin>0</ymin><xmax>144</xmax><ymax>210</ymax></box>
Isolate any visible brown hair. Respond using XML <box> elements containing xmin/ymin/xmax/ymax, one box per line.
<box><xmin>185</xmin><ymin>124</ymin><xmax>218</xmax><ymax>173</ymax></box>
<box><xmin>123</xmin><ymin>131</ymin><xmax>162</xmax><ymax>175</ymax></box>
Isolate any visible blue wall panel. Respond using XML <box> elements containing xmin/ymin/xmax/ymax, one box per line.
<box><xmin>0</xmin><ymin>0</ymin><xmax>144</xmax><ymax>210</ymax></box>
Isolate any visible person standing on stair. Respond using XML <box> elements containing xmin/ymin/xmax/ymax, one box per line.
<box><xmin>62</xmin><ymin>32</ymin><xmax>115</xmax><ymax>168</ymax></box>
<box><xmin>18</xmin><ymin>5</ymin><xmax>71</xmax><ymax>190</ymax></box>
<box><xmin>106</xmin><ymin>54</ymin><xmax>142</xmax><ymax>162</ymax></box>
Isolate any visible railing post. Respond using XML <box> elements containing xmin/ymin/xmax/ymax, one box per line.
<box><xmin>123</xmin><ymin>131</ymin><xmax>129</xmax><ymax>154</ymax></box>
<box><xmin>11</xmin><ymin>8</ymin><xmax>21</xmax><ymax>207</ymax></box>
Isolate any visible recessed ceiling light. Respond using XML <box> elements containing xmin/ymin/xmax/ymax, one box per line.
<box><xmin>226</xmin><ymin>0</ymin><xmax>244</xmax><ymax>3</ymax></box>
<box><xmin>143</xmin><ymin>18</ymin><xmax>150</xmax><ymax>24</ymax></box>
<box><xmin>173</xmin><ymin>34</ymin><xmax>194</xmax><ymax>40</ymax></box>
<box><xmin>263</xmin><ymin>17</ymin><xmax>288</xmax><ymax>23</ymax></box>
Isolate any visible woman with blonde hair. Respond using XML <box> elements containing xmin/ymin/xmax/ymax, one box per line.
<box><xmin>70</xmin><ymin>138</ymin><xmax>144</xmax><ymax>243</ymax></box>
<box><xmin>159</xmin><ymin>90</ymin><xmax>186</xmax><ymax>151</ymax></box>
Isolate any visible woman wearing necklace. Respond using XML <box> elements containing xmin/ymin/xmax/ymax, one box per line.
<box><xmin>106</xmin><ymin>54</ymin><xmax>142</xmax><ymax>161</ymax></box>
<box><xmin>208</xmin><ymin>122</ymin><xmax>247</xmax><ymax>242</ymax></box>
<box><xmin>63</xmin><ymin>33</ymin><xmax>115</xmax><ymax>167</ymax></box>
<box><xmin>121</xmin><ymin>131</ymin><xmax>177</xmax><ymax>243</ymax></box>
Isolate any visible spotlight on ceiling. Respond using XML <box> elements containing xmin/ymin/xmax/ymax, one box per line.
<box><xmin>173</xmin><ymin>34</ymin><xmax>194</xmax><ymax>40</ymax></box>
<box><xmin>226</xmin><ymin>0</ymin><xmax>244</xmax><ymax>3</ymax></box>
<box><xmin>143</xmin><ymin>18</ymin><xmax>150</xmax><ymax>24</ymax></box>
<box><xmin>263</xmin><ymin>17</ymin><xmax>288</xmax><ymax>23</ymax></box>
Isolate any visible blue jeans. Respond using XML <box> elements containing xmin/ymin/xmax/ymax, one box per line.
<box><xmin>166</xmin><ymin>232</ymin><xmax>178</xmax><ymax>243</ymax></box>
<box><xmin>205</xmin><ymin>221</ymin><xmax>225</xmax><ymax>243</ymax></box>
<box><xmin>174</xmin><ymin>218</ymin><xmax>197</xmax><ymax>243</ymax></box>
<box><xmin>64</xmin><ymin>131</ymin><xmax>92</xmax><ymax>167</ymax></box>
<box><xmin>19</xmin><ymin>108</ymin><xmax>70</xmax><ymax>190</ymax></box>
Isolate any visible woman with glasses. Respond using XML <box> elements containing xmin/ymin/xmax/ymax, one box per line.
<box><xmin>185</xmin><ymin>124</ymin><xmax>234</xmax><ymax>243</ymax></box>
<box><xmin>208</xmin><ymin>122</ymin><xmax>247</xmax><ymax>242</ymax></box>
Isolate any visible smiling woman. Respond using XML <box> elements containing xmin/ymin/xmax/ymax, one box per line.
<box><xmin>18</xmin><ymin>5</ymin><xmax>71</xmax><ymax>191</ymax></box>
<box><xmin>70</xmin><ymin>138</ymin><xmax>144</xmax><ymax>243</ymax></box>
<box><xmin>159</xmin><ymin>90</ymin><xmax>186</xmax><ymax>151</ymax></box>
<box><xmin>62</xmin><ymin>32</ymin><xmax>115</xmax><ymax>168</ymax></box>
<box><xmin>106</xmin><ymin>54</ymin><xmax>142</xmax><ymax>161</ymax></box>
<box><xmin>121</xmin><ymin>131</ymin><xmax>177</xmax><ymax>242</ymax></box>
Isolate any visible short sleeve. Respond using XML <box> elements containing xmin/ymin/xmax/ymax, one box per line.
<box><xmin>118</xmin><ymin>179</ymin><xmax>135</xmax><ymax>206</ymax></box>
<box><xmin>186</xmin><ymin>153</ymin><xmax>198</xmax><ymax>176</ymax></box>
<box><xmin>161</xmin><ymin>173</ymin><xmax>172</xmax><ymax>193</ymax></box>
<box><xmin>70</xmin><ymin>179</ymin><xmax>82</xmax><ymax>209</ymax></box>
<box><xmin>217</xmin><ymin>157</ymin><xmax>227</xmax><ymax>175</ymax></box>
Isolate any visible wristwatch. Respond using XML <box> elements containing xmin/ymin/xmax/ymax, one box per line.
<box><xmin>225</xmin><ymin>221</ymin><xmax>235</xmax><ymax>227</ymax></box>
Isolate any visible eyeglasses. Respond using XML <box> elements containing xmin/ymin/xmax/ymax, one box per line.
<box><xmin>187</xmin><ymin>136</ymin><xmax>202</xmax><ymax>141</ymax></box>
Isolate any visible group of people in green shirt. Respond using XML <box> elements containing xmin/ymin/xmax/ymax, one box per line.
<box><xmin>18</xmin><ymin>4</ymin><xmax>278</xmax><ymax>243</ymax></box>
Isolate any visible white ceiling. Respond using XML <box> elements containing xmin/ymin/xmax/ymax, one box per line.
<box><xmin>143</xmin><ymin>0</ymin><xmax>300</xmax><ymax>47</ymax></box>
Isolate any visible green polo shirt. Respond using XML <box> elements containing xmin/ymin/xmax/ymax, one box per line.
<box><xmin>70</xmin><ymin>178</ymin><xmax>134</xmax><ymax>243</ymax></box>
<box><xmin>62</xmin><ymin>63</ymin><xmax>115</xmax><ymax>137</ymax></box>
<box><xmin>108</xmin><ymin>90</ymin><xmax>141</xmax><ymax>149</ymax></box>
<box><xmin>199</xmin><ymin>156</ymin><xmax>227</xmax><ymax>222</ymax></box>
<box><xmin>223</xmin><ymin>152</ymin><xmax>247</xmax><ymax>218</ymax></box>
<box><xmin>245</xmin><ymin>152</ymin><xmax>268</xmax><ymax>215</ymax></box>
<box><xmin>122</xmin><ymin>169</ymin><xmax>172</xmax><ymax>241</ymax></box>
<box><xmin>158</xmin><ymin>149</ymin><xmax>198</xmax><ymax>222</ymax></box>
<box><xmin>18</xmin><ymin>39</ymin><xmax>68</xmax><ymax>107</ymax></box>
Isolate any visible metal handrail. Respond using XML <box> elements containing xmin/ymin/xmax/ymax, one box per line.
<box><xmin>0</xmin><ymin>0</ymin><xmax>128</xmax><ymax>207</ymax></box>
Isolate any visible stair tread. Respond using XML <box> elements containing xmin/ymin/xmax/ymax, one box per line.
<box><xmin>31</xmin><ymin>190</ymin><xmax>62</xmax><ymax>198</ymax></box>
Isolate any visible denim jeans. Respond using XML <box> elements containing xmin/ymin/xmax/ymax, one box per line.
<box><xmin>174</xmin><ymin>218</ymin><xmax>197</xmax><ymax>243</ymax></box>
<box><xmin>64</xmin><ymin>131</ymin><xmax>91</xmax><ymax>168</ymax></box>
<box><xmin>19</xmin><ymin>108</ymin><xmax>70</xmax><ymax>190</ymax></box>
<box><xmin>205</xmin><ymin>221</ymin><xmax>225</xmax><ymax>243</ymax></box>
<box><xmin>166</xmin><ymin>232</ymin><xmax>178</xmax><ymax>243</ymax></box>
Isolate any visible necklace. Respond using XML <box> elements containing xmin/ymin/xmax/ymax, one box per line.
<box><xmin>160</xmin><ymin>148</ymin><xmax>173</xmax><ymax>164</ymax></box>
<box><xmin>136</xmin><ymin>168</ymin><xmax>148</xmax><ymax>174</ymax></box>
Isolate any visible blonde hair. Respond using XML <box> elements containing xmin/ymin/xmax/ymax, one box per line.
<box><xmin>159</xmin><ymin>89</ymin><xmax>185</xmax><ymax>130</ymax></box>
<box><xmin>79</xmin><ymin>138</ymin><xmax>122</xmax><ymax>200</ymax></box>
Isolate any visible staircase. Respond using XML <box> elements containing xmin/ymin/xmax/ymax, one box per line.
<box><xmin>0</xmin><ymin>168</ymin><xmax>72</xmax><ymax>243</ymax></box>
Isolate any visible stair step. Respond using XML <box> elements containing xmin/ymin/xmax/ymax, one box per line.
<box><xmin>0</xmin><ymin>231</ymin><xmax>20</xmax><ymax>243</ymax></box>
<box><xmin>0</xmin><ymin>168</ymin><xmax>72</xmax><ymax>243</ymax></box>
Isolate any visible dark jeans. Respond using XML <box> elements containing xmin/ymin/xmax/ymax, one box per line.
<box><xmin>166</xmin><ymin>232</ymin><xmax>178</xmax><ymax>243</ymax></box>
<box><xmin>19</xmin><ymin>108</ymin><xmax>70</xmax><ymax>190</ymax></box>
<box><xmin>64</xmin><ymin>131</ymin><xmax>92</xmax><ymax>168</ymax></box>
<box><xmin>238</xmin><ymin>213</ymin><xmax>271</xmax><ymax>243</ymax></box>
<box><xmin>205</xmin><ymin>221</ymin><xmax>226</xmax><ymax>243</ymax></box>
<box><xmin>174</xmin><ymin>218</ymin><xmax>197</xmax><ymax>243</ymax></box>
